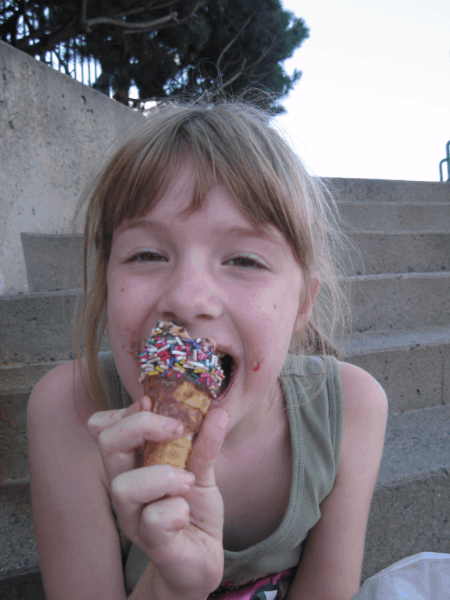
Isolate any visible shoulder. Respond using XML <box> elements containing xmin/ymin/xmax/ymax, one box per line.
<box><xmin>334</xmin><ymin>361</ymin><xmax>388</xmax><ymax>497</ymax></box>
<box><xmin>27</xmin><ymin>360</ymin><xmax>105</xmax><ymax>484</ymax></box>
<box><xmin>28</xmin><ymin>359</ymin><xmax>97</xmax><ymax>428</ymax></box>
<box><xmin>337</xmin><ymin>361</ymin><xmax>388</xmax><ymax>431</ymax></box>
<box><xmin>27</xmin><ymin>359</ymin><xmax>110</xmax><ymax>497</ymax></box>
<box><xmin>27</xmin><ymin>359</ymin><xmax>107</xmax><ymax>485</ymax></box>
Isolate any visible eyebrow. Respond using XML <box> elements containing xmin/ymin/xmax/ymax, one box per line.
<box><xmin>117</xmin><ymin>220</ymin><xmax>282</xmax><ymax>246</ymax></box>
<box><xmin>223</xmin><ymin>226</ymin><xmax>283</xmax><ymax>246</ymax></box>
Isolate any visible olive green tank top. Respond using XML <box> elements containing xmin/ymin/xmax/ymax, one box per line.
<box><xmin>98</xmin><ymin>352</ymin><xmax>343</xmax><ymax>598</ymax></box>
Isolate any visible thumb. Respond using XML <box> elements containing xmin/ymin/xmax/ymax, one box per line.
<box><xmin>190</xmin><ymin>408</ymin><xmax>230</xmax><ymax>486</ymax></box>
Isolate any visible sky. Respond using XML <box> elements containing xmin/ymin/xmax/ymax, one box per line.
<box><xmin>274</xmin><ymin>0</ymin><xmax>450</xmax><ymax>182</ymax></box>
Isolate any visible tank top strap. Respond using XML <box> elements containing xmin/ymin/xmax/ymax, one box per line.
<box><xmin>97</xmin><ymin>351</ymin><xmax>133</xmax><ymax>410</ymax></box>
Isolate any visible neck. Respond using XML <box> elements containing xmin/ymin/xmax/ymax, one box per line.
<box><xmin>221</xmin><ymin>379</ymin><xmax>286</xmax><ymax>453</ymax></box>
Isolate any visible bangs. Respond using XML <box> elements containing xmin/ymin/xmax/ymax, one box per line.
<box><xmin>91</xmin><ymin>105</ymin><xmax>312</xmax><ymax>268</ymax></box>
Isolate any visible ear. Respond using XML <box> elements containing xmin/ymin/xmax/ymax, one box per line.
<box><xmin>294</xmin><ymin>273</ymin><xmax>320</xmax><ymax>333</ymax></box>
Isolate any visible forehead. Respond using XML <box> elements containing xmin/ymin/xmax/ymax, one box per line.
<box><xmin>116</xmin><ymin>163</ymin><xmax>289</xmax><ymax>250</ymax></box>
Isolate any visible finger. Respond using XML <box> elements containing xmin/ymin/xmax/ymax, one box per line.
<box><xmin>190</xmin><ymin>408</ymin><xmax>230</xmax><ymax>487</ymax></box>
<box><xmin>112</xmin><ymin>466</ymin><xmax>194</xmax><ymax>540</ymax></box>
<box><xmin>140</xmin><ymin>495</ymin><xmax>190</xmax><ymax>553</ymax></box>
<box><xmin>98</xmin><ymin>411</ymin><xmax>185</xmax><ymax>455</ymax></box>
<box><xmin>98</xmin><ymin>412</ymin><xmax>186</xmax><ymax>483</ymax></box>
<box><xmin>87</xmin><ymin>396</ymin><xmax>152</xmax><ymax>440</ymax></box>
<box><xmin>112</xmin><ymin>464</ymin><xmax>194</xmax><ymax>517</ymax></box>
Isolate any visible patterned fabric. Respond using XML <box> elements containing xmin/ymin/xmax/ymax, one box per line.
<box><xmin>209</xmin><ymin>568</ymin><xmax>296</xmax><ymax>600</ymax></box>
<box><xmin>98</xmin><ymin>352</ymin><xmax>344</xmax><ymax>597</ymax></box>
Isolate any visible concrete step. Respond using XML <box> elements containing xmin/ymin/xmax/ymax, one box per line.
<box><xmin>0</xmin><ymin>362</ymin><xmax>63</xmax><ymax>484</ymax></box>
<box><xmin>0</xmin><ymin>481</ymin><xmax>44</xmax><ymax>600</ymax></box>
<box><xmin>0</xmin><ymin>362</ymin><xmax>61</xmax><ymax>395</ymax></box>
<box><xmin>0</xmin><ymin>389</ymin><xmax>29</xmax><ymax>484</ymax></box>
<box><xmin>0</xmin><ymin>291</ymin><xmax>109</xmax><ymax>365</ymax></box>
<box><xmin>2</xmin><ymin>272</ymin><xmax>449</xmax><ymax>366</ymax></box>
<box><xmin>26</xmin><ymin>230</ymin><xmax>450</xmax><ymax>288</ymax></box>
<box><xmin>2</xmin><ymin>322</ymin><xmax>446</xmax><ymax>487</ymax></box>
<box><xmin>0</xmin><ymin>291</ymin><xmax>79</xmax><ymax>365</ymax></box>
<box><xmin>347</xmin><ymin>271</ymin><xmax>450</xmax><ymax>334</ymax></box>
<box><xmin>339</xmin><ymin>201</ymin><xmax>450</xmax><ymax>232</ymax></box>
<box><xmin>344</xmin><ymin>325</ymin><xmax>450</xmax><ymax>415</ymax></box>
<box><xmin>363</xmin><ymin>404</ymin><xmax>450</xmax><ymax>580</ymax></box>
<box><xmin>20</xmin><ymin>207</ymin><xmax>450</xmax><ymax>292</ymax></box>
<box><xmin>1</xmin><ymin>322</ymin><xmax>447</xmax><ymax>495</ymax></box>
<box><xmin>21</xmin><ymin>233</ymin><xmax>86</xmax><ymax>293</ymax></box>
<box><xmin>328</xmin><ymin>177</ymin><xmax>450</xmax><ymax>203</ymax></box>
<box><xmin>348</xmin><ymin>232</ymin><xmax>450</xmax><ymax>275</ymax></box>
<box><xmin>1</xmin><ymin>404</ymin><xmax>449</xmax><ymax>591</ymax></box>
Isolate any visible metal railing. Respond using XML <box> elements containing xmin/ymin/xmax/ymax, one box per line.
<box><xmin>439</xmin><ymin>141</ymin><xmax>450</xmax><ymax>182</ymax></box>
<box><xmin>0</xmin><ymin>4</ymin><xmax>103</xmax><ymax>90</ymax></box>
<box><xmin>37</xmin><ymin>42</ymin><xmax>102</xmax><ymax>89</ymax></box>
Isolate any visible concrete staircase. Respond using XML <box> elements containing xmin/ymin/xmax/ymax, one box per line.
<box><xmin>330</xmin><ymin>178</ymin><xmax>450</xmax><ymax>580</ymax></box>
<box><xmin>0</xmin><ymin>178</ymin><xmax>449</xmax><ymax>597</ymax></box>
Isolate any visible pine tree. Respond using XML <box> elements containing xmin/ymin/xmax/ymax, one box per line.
<box><xmin>0</xmin><ymin>0</ymin><xmax>309</xmax><ymax>112</ymax></box>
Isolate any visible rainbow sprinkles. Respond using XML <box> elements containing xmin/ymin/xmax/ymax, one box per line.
<box><xmin>139</xmin><ymin>321</ymin><xmax>225</xmax><ymax>398</ymax></box>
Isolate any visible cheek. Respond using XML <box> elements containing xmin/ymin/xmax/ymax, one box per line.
<box><xmin>107</xmin><ymin>279</ymin><xmax>149</xmax><ymax>352</ymax></box>
<box><xmin>242</xmin><ymin>278</ymin><xmax>301</xmax><ymax>341</ymax></box>
<box><xmin>254</xmin><ymin>276</ymin><xmax>304</xmax><ymax>359</ymax></box>
<box><xmin>108</xmin><ymin>277</ymin><xmax>150</xmax><ymax>321</ymax></box>
<box><xmin>266</xmin><ymin>282</ymin><xmax>301</xmax><ymax>327</ymax></box>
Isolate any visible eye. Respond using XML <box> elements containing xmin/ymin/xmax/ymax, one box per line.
<box><xmin>226</xmin><ymin>254</ymin><xmax>265</xmax><ymax>269</ymax></box>
<box><xmin>130</xmin><ymin>250</ymin><xmax>167</xmax><ymax>263</ymax></box>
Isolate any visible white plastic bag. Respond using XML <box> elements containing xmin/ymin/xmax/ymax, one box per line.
<box><xmin>351</xmin><ymin>553</ymin><xmax>450</xmax><ymax>599</ymax></box>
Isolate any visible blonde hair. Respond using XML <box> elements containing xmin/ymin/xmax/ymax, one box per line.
<box><xmin>76</xmin><ymin>98</ymin><xmax>352</xmax><ymax>410</ymax></box>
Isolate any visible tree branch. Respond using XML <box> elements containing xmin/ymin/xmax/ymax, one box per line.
<box><xmin>216</xmin><ymin>15</ymin><xmax>252</xmax><ymax>72</ymax></box>
<box><xmin>140</xmin><ymin>1</ymin><xmax>203</xmax><ymax>32</ymax></box>
<box><xmin>87</xmin><ymin>1</ymin><xmax>202</xmax><ymax>33</ymax></box>
<box><xmin>220</xmin><ymin>36</ymin><xmax>276</xmax><ymax>89</ymax></box>
<box><xmin>119</xmin><ymin>1</ymin><xmax>179</xmax><ymax>18</ymax></box>
<box><xmin>86</xmin><ymin>12</ymin><xmax>178</xmax><ymax>32</ymax></box>
<box><xmin>221</xmin><ymin>58</ymin><xmax>247</xmax><ymax>88</ymax></box>
<box><xmin>15</xmin><ymin>2</ymin><xmax>198</xmax><ymax>54</ymax></box>
<box><xmin>78</xmin><ymin>0</ymin><xmax>87</xmax><ymax>29</ymax></box>
<box><xmin>245</xmin><ymin>37</ymin><xmax>277</xmax><ymax>75</ymax></box>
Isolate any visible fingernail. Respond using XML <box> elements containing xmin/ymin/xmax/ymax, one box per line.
<box><xmin>135</xmin><ymin>396</ymin><xmax>151</xmax><ymax>413</ymax></box>
<box><xmin>141</xmin><ymin>396</ymin><xmax>152</xmax><ymax>411</ymax></box>
<box><xmin>163</xmin><ymin>420</ymin><xmax>184</xmax><ymax>435</ymax></box>
<box><xmin>180</xmin><ymin>470</ymin><xmax>195</xmax><ymax>485</ymax></box>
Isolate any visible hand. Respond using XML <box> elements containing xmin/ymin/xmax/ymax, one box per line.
<box><xmin>87</xmin><ymin>397</ymin><xmax>230</xmax><ymax>599</ymax></box>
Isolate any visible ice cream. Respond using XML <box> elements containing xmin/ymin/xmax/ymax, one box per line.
<box><xmin>138</xmin><ymin>321</ymin><xmax>225</xmax><ymax>469</ymax></box>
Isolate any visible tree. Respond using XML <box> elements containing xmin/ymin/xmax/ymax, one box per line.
<box><xmin>0</xmin><ymin>0</ymin><xmax>309</xmax><ymax>113</ymax></box>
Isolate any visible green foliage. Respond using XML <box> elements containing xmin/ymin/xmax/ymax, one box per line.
<box><xmin>0</xmin><ymin>0</ymin><xmax>309</xmax><ymax>112</ymax></box>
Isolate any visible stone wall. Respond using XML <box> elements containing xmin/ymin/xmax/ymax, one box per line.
<box><xmin>0</xmin><ymin>41</ymin><xmax>142</xmax><ymax>295</ymax></box>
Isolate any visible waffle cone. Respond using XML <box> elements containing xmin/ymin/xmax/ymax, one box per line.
<box><xmin>142</xmin><ymin>379</ymin><xmax>212</xmax><ymax>470</ymax></box>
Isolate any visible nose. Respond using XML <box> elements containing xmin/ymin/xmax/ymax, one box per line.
<box><xmin>156</xmin><ymin>252</ymin><xmax>222</xmax><ymax>325</ymax></box>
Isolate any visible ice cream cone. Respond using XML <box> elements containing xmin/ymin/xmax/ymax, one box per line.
<box><xmin>139</xmin><ymin>322</ymin><xmax>224</xmax><ymax>470</ymax></box>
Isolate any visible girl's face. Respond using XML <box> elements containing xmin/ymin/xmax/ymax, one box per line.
<box><xmin>106</xmin><ymin>161</ymin><xmax>311</xmax><ymax>428</ymax></box>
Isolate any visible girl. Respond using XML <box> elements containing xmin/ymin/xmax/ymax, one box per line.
<box><xmin>27</xmin><ymin>99</ymin><xmax>387</xmax><ymax>600</ymax></box>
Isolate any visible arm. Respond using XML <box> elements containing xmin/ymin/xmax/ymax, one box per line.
<box><xmin>28</xmin><ymin>360</ymin><xmax>229</xmax><ymax>600</ymax></box>
<box><xmin>287</xmin><ymin>362</ymin><xmax>388</xmax><ymax>600</ymax></box>
<box><xmin>28</xmin><ymin>361</ymin><xmax>128</xmax><ymax>599</ymax></box>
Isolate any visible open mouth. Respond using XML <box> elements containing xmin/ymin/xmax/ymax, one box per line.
<box><xmin>217</xmin><ymin>352</ymin><xmax>237</xmax><ymax>397</ymax></box>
